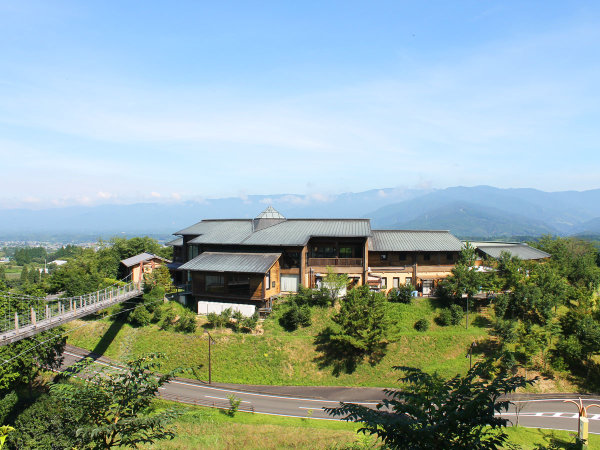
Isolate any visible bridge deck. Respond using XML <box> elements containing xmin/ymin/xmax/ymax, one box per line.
<box><xmin>0</xmin><ymin>284</ymin><xmax>142</xmax><ymax>346</ymax></box>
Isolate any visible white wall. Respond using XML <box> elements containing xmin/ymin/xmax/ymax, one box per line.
<box><xmin>197</xmin><ymin>301</ymin><xmax>256</xmax><ymax>317</ymax></box>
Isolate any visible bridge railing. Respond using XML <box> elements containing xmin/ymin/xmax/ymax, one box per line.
<box><xmin>0</xmin><ymin>280</ymin><xmax>142</xmax><ymax>334</ymax></box>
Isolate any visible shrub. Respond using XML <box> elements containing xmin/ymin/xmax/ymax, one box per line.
<box><xmin>231</xmin><ymin>310</ymin><xmax>244</xmax><ymax>332</ymax></box>
<box><xmin>142</xmin><ymin>286</ymin><xmax>165</xmax><ymax>313</ymax></box>
<box><xmin>279</xmin><ymin>301</ymin><xmax>311</xmax><ymax>331</ymax></box>
<box><xmin>436</xmin><ymin>309</ymin><xmax>453</xmax><ymax>326</ymax></box>
<box><xmin>160</xmin><ymin>305</ymin><xmax>177</xmax><ymax>330</ymax></box>
<box><xmin>129</xmin><ymin>305</ymin><xmax>152</xmax><ymax>327</ymax></box>
<box><xmin>152</xmin><ymin>304</ymin><xmax>165</xmax><ymax>323</ymax></box>
<box><xmin>449</xmin><ymin>304</ymin><xmax>464</xmax><ymax>325</ymax></box>
<box><xmin>227</xmin><ymin>395</ymin><xmax>241</xmax><ymax>417</ymax></box>
<box><xmin>293</xmin><ymin>286</ymin><xmax>331</xmax><ymax>307</ymax></box>
<box><xmin>388</xmin><ymin>284</ymin><xmax>414</xmax><ymax>304</ymax></box>
<box><xmin>241</xmin><ymin>312</ymin><xmax>259</xmax><ymax>332</ymax></box>
<box><xmin>414</xmin><ymin>318</ymin><xmax>429</xmax><ymax>332</ymax></box>
<box><xmin>177</xmin><ymin>310</ymin><xmax>197</xmax><ymax>333</ymax></box>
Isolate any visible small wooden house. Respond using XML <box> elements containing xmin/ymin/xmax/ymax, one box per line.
<box><xmin>120</xmin><ymin>252</ymin><xmax>171</xmax><ymax>283</ymax></box>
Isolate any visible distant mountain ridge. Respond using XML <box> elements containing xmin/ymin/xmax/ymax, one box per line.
<box><xmin>2</xmin><ymin>186</ymin><xmax>600</xmax><ymax>241</ymax></box>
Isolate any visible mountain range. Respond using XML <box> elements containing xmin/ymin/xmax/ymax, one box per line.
<box><xmin>2</xmin><ymin>186</ymin><xmax>600</xmax><ymax>242</ymax></box>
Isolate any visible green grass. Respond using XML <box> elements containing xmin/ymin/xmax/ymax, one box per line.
<box><xmin>140</xmin><ymin>401</ymin><xmax>363</xmax><ymax>449</ymax></box>
<box><xmin>503</xmin><ymin>426</ymin><xmax>600</xmax><ymax>449</ymax></box>
<box><xmin>140</xmin><ymin>400</ymin><xmax>600</xmax><ymax>449</ymax></box>
<box><xmin>65</xmin><ymin>298</ymin><xmax>489</xmax><ymax>387</ymax></box>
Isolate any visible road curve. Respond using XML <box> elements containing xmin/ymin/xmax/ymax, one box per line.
<box><xmin>59</xmin><ymin>344</ymin><xmax>600</xmax><ymax>432</ymax></box>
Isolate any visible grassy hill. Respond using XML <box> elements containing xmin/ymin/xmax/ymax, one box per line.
<box><xmin>65</xmin><ymin>298</ymin><xmax>489</xmax><ymax>387</ymax></box>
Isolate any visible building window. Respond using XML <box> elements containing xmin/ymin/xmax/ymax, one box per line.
<box><xmin>424</xmin><ymin>253</ymin><xmax>431</xmax><ymax>261</ymax></box>
<box><xmin>381</xmin><ymin>277</ymin><xmax>387</xmax><ymax>288</ymax></box>
<box><xmin>398</xmin><ymin>253</ymin><xmax>406</xmax><ymax>261</ymax></box>
<box><xmin>265</xmin><ymin>270</ymin><xmax>271</xmax><ymax>289</ymax></box>
<box><xmin>393</xmin><ymin>277</ymin><xmax>399</xmax><ymax>288</ymax></box>
<box><xmin>405</xmin><ymin>277</ymin><xmax>413</xmax><ymax>286</ymax></box>
<box><xmin>446</xmin><ymin>252</ymin><xmax>454</xmax><ymax>261</ymax></box>
<box><xmin>381</xmin><ymin>253</ymin><xmax>387</xmax><ymax>261</ymax></box>
<box><xmin>339</xmin><ymin>247</ymin><xmax>352</xmax><ymax>258</ymax></box>
<box><xmin>206</xmin><ymin>274</ymin><xmax>224</xmax><ymax>293</ymax></box>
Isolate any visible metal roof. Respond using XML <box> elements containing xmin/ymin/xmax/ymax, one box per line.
<box><xmin>120</xmin><ymin>252</ymin><xmax>170</xmax><ymax>268</ymax></box>
<box><xmin>186</xmin><ymin>219</ymin><xmax>371</xmax><ymax>246</ymax></box>
<box><xmin>256</xmin><ymin>206</ymin><xmax>285</xmax><ymax>219</ymax></box>
<box><xmin>179</xmin><ymin>252</ymin><xmax>281</xmax><ymax>273</ymax></box>
<box><xmin>470</xmin><ymin>242</ymin><xmax>551</xmax><ymax>260</ymax></box>
<box><xmin>369</xmin><ymin>230</ymin><xmax>463</xmax><ymax>252</ymax></box>
<box><xmin>165</xmin><ymin>237</ymin><xmax>183</xmax><ymax>246</ymax></box>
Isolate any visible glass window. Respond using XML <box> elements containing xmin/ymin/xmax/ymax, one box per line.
<box><xmin>424</xmin><ymin>253</ymin><xmax>431</xmax><ymax>261</ymax></box>
<box><xmin>206</xmin><ymin>274</ymin><xmax>224</xmax><ymax>293</ymax></box>
<box><xmin>393</xmin><ymin>277</ymin><xmax>399</xmax><ymax>288</ymax></box>
<box><xmin>265</xmin><ymin>270</ymin><xmax>271</xmax><ymax>289</ymax></box>
<box><xmin>446</xmin><ymin>252</ymin><xmax>454</xmax><ymax>261</ymax></box>
<box><xmin>339</xmin><ymin>247</ymin><xmax>352</xmax><ymax>258</ymax></box>
<box><xmin>398</xmin><ymin>253</ymin><xmax>406</xmax><ymax>261</ymax></box>
<box><xmin>405</xmin><ymin>277</ymin><xmax>412</xmax><ymax>286</ymax></box>
<box><xmin>381</xmin><ymin>277</ymin><xmax>387</xmax><ymax>288</ymax></box>
<box><xmin>381</xmin><ymin>253</ymin><xmax>387</xmax><ymax>260</ymax></box>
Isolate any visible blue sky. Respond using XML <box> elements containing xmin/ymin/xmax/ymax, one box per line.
<box><xmin>1</xmin><ymin>1</ymin><xmax>599</xmax><ymax>209</ymax></box>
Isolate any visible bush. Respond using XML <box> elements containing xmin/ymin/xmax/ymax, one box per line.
<box><xmin>177</xmin><ymin>310</ymin><xmax>197</xmax><ymax>333</ymax></box>
<box><xmin>160</xmin><ymin>305</ymin><xmax>177</xmax><ymax>330</ymax></box>
<box><xmin>414</xmin><ymin>318</ymin><xmax>429</xmax><ymax>332</ymax></box>
<box><xmin>436</xmin><ymin>309</ymin><xmax>453</xmax><ymax>326</ymax></box>
<box><xmin>129</xmin><ymin>305</ymin><xmax>152</xmax><ymax>326</ymax></box>
<box><xmin>279</xmin><ymin>301</ymin><xmax>311</xmax><ymax>331</ymax></box>
<box><xmin>241</xmin><ymin>312</ymin><xmax>259</xmax><ymax>332</ymax></box>
<box><xmin>388</xmin><ymin>284</ymin><xmax>414</xmax><ymax>304</ymax></box>
<box><xmin>231</xmin><ymin>310</ymin><xmax>244</xmax><ymax>332</ymax></box>
<box><xmin>152</xmin><ymin>304</ymin><xmax>165</xmax><ymax>323</ymax></box>
<box><xmin>142</xmin><ymin>286</ymin><xmax>165</xmax><ymax>313</ymax></box>
<box><xmin>449</xmin><ymin>304</ymin><xmax>464</xmax><ymax>325</ymax></box>
<box><xmin>293</xmin><ymin>286</ymin><xmax>331</xmax><ymax>307</ymax></box>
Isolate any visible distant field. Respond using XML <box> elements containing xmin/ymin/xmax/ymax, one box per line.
<box><xmin>66</xmin><ymin>298</ymin><xmax>491</xmax><ymax>387</ymax></box>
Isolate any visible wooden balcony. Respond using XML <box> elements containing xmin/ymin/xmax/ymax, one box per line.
<box><xmin>308</xmin><ymin>257</ymin><xmax>363</xmax><ymax>267</ymax></box>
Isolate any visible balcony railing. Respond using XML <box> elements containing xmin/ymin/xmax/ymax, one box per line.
<box><xmin>308</xmin><ymin>258</ymin><xmax>363</xmax><ymax>267</ymax></box>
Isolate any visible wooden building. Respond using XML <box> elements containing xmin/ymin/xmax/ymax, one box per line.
<box><xmin>120</xmin><ymin>252</ymin><xmax>171</xmax><ymax>283</ymax></box>
<box><xmin>169</xmin><ymin>207</ymin><xmax>464</xmax><ymax>315</ymax></box>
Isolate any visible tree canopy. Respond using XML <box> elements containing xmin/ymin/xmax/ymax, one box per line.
<box><xmin>326</xmin><ymin>362</ymin><xmax>535</xmax><ymax>450</ymax></box>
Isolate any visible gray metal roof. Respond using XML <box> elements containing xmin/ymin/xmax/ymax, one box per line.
<box><xmin>179</xmin><ymin>252</ymin><xmax>281</xmax><ymax>273</ymax></box>
<box><xmin>165</xmin><ymin>237</ymin><xmax>183</xmax><ymax>247</ymax></box>
<box><xmin>369</xmin><ymin>230</ymin><xmax>463</xmax><ymax>252</ymax></box>
<box><xmin>120</xmin><ymin>252</ymin><xmax>170</xmax><ymax>268</ymax></box>
<box><xmin>186</xmin><ymin>219</ymin><xmax>371</xmax><ymax>246</ymax></box>
<box><xmin>470</xmin><ymin>242</ymin><xmax>551</xmax><ymax>260</ymax></box>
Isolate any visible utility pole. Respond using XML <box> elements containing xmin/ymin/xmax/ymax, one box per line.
<box><xmin>206</xmin><ymin>331</ymin><xmax>215</xmax><ymax>385</ymax></box>
<box><xmin>466</xmin><ymin>341</ymin><xmax>476</xmax><ymax>369</ymax></box>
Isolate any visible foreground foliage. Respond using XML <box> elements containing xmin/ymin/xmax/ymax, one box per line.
<box><xmin>51</xmin><ymin>353</ymin><xmax>183</xmax><ymax>449</ymax></box>
<box><xmin>326</xmin><ymin>361</ymin><xmax>535</xmax><ymax>450</ymax></box>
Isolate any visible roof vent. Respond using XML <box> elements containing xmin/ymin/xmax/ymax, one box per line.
<box><xmin>253</xmin><ymin>206</ymin><xmax>286</xmax><ymax>231</ymax></box>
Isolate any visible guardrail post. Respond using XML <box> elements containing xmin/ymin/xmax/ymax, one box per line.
<box><xmin>69</xmin><ymin>299</ymin><xmax>73</xmax><ymax>311</ymax></box>
<box><xmin>14</xmin><ymin>313</ymin><xmax>19</xmax><ymax>330</ymax></box>
<box><xmin>31</xmin><ymin>308</ymin><xmax>36</xmax><ymax>326</ymax></box>
<box><xmin>45</xmin><ymin>304</ymin><xmax>50</xmax><ymax>319</ymax></box>
<box><xmin>59</xmin><ymin>302</ymin><xmax>62</xmax><ymax>315</ymax></box>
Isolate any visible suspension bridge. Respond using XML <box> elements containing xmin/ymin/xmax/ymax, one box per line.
<box><xmin>0</xmin><ymin>277</ymin><xmax>143</xmax><ymax>346</ymax></box>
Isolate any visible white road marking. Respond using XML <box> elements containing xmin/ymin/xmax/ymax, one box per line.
<box><xmin>298</xmin><ymin>406</ymin><xmax>325</xmax><ymax>410</ymax></box>
<box><xmin>205</xmin><ymin>395</ymin><xmax>250</xmax><ymax>403</ymax></box>
<box><xmin>511</xmin><ymin>398</ymin><xmax>600</xmax><ymax>403</ymax></box>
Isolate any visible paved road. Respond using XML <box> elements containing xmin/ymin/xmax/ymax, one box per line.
<box><xmin>60</xmin><ymin>345</ymin><xmax>600</xmax><ymax>433</ymax></box>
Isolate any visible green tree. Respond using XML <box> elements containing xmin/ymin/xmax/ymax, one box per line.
<box><xmin>387</xmin><ymin>284</ymin><xmax>414</xmax><ymax>304</ymax></box>
<box><xmin>439</xmin><ymin>243</ymin><xmax>482</xmax><ymax>328</ymax></box>
<box><xmin>326</xmin><ymin>362</ymin><xmax>535</xmax><ymax>449</ymax></box>
<box><xmin>329</xmin><ymin>285</ymin><xmax>388</xmax><ymax>354</ymax></box>
<box><xmin>323</xmin><ymin>267</ymin><xmax>348</xmax><ymax>305</ymax></box>
<box><xmin>51</xmin><ymin>353</ymin><xmax>182</xmax><ymax>449</ymax></box>
<box><xmin>0</xmin><ymin>265</ymin><xmax>5</xmax><ymax>282</ymax></box>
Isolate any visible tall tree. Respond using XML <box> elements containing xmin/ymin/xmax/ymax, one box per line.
<box><xmin>329</xmin><ymin>285</ymin><xmax>388</xmax><ymax>355</ymax></box>
<box><xmin>326</xmin><ymin>362</ymin><xmax>535</xmax><ymax>450</ymax></box>
<box><xmin>51</xmin><ymin>353</ymin><xmax>182</xmax><ymax>449</ymax></box>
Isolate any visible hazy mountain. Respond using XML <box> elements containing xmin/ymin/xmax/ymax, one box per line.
<box><xmin>2</xmin><ymin>185</ymin><xmax>599</xmax><ymax>241</ymax></box>
<box><xmin>0</xmin><ymin>187</ymin><xmax>428</xmax><ymax>240</ymax></box>
<box><xmin>368</xmin><ymin>186</ymin><xmax>600</xmax><ymax>238</ymax></box>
